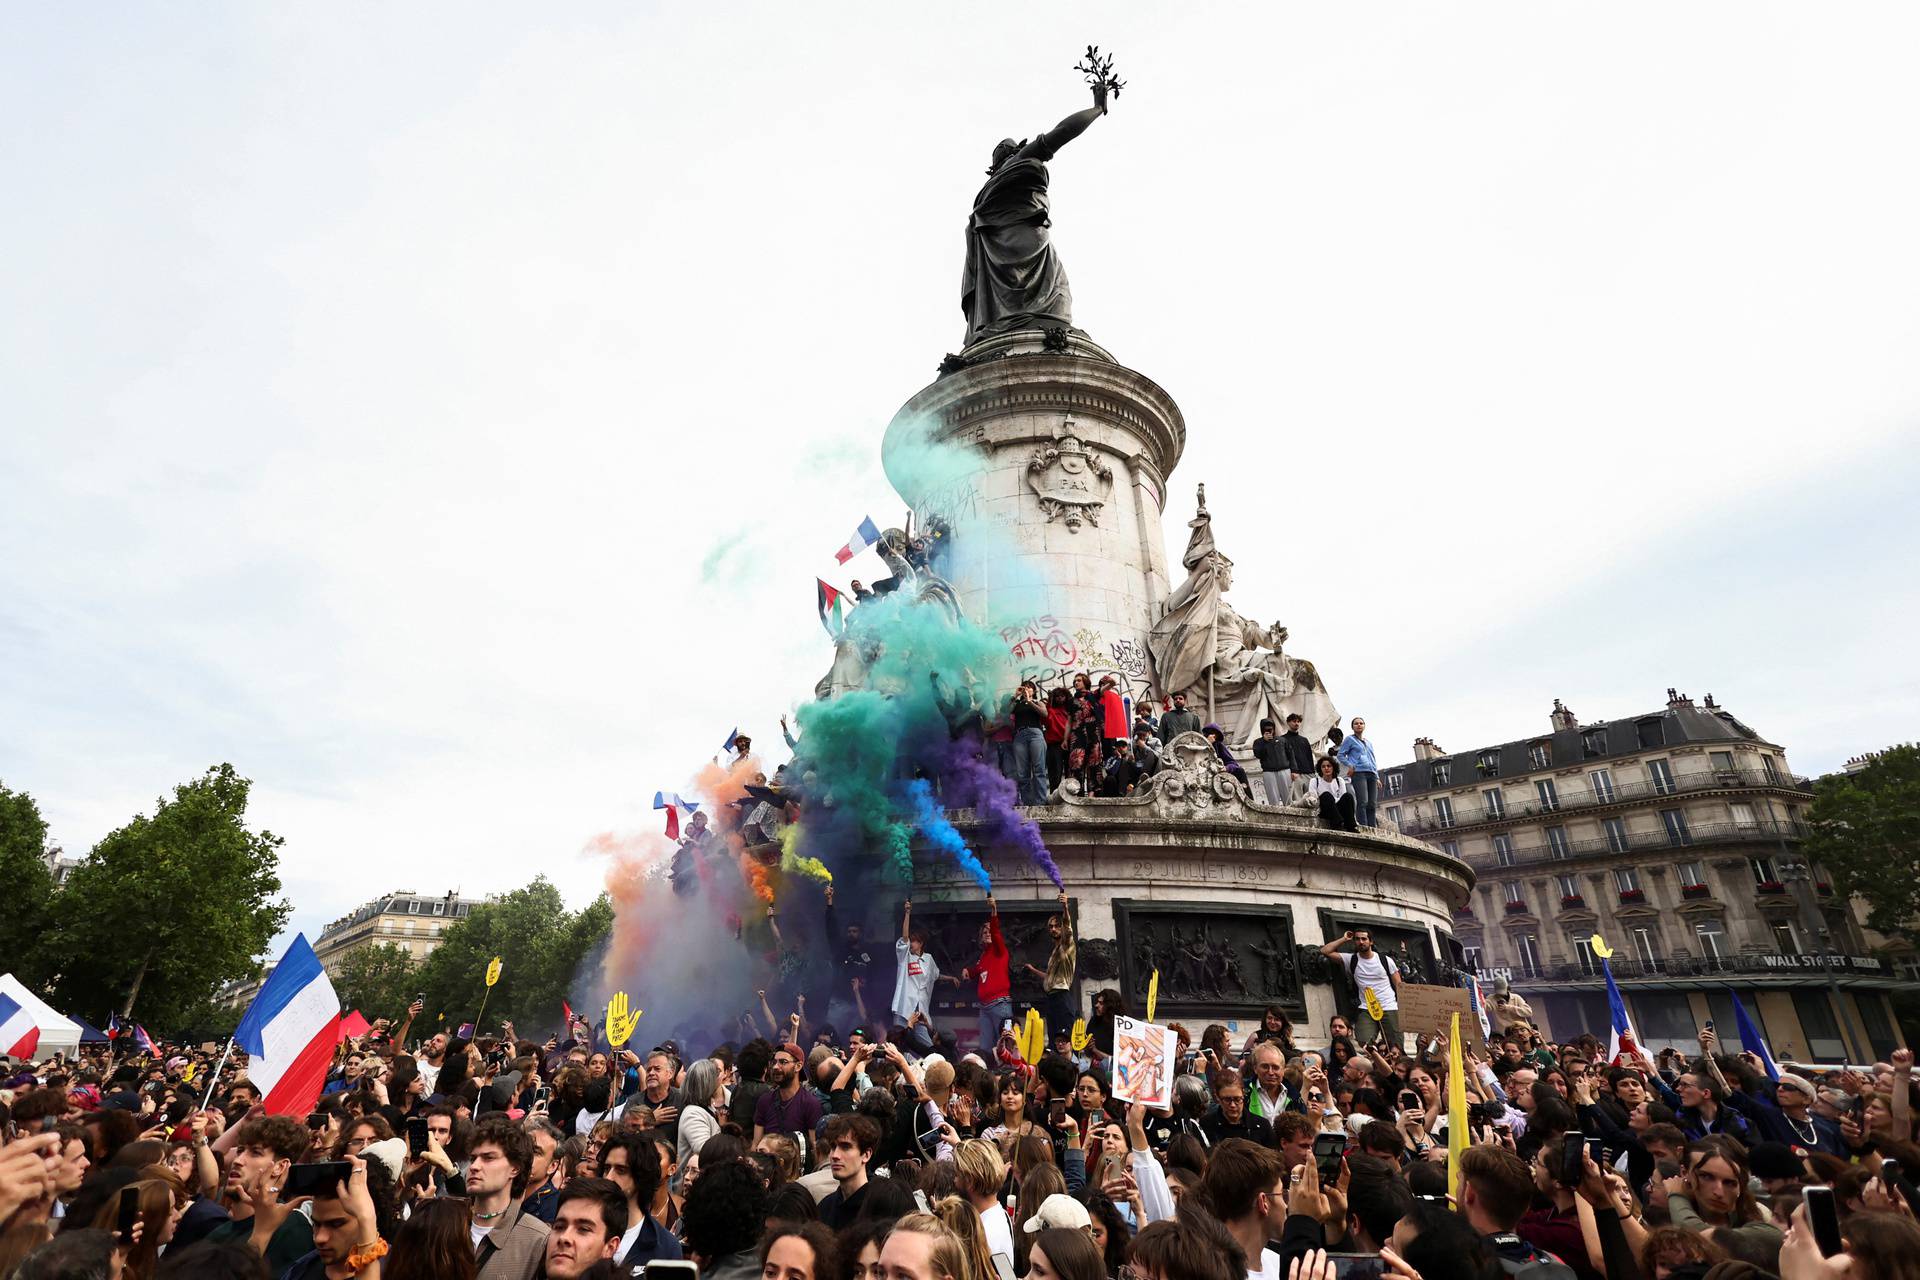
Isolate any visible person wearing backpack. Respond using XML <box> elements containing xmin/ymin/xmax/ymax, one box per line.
<box><xmin>1457</xmin><ymin>1146</ymin><xmax>1579</xmax><ymax>1280</ymax></box>
<box><xmin>1319</xmin><ymin>929</ymin><xmax>1402</xmax><ymax>1051</ymax></box>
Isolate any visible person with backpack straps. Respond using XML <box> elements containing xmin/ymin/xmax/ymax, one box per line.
<box><xmin>1457</xmin><ymin>1146</ymin><xmax>1580</xmax><ymax>1280</ymax></box>
<box><xmin>1319</xmin><ymin>928</ymin><xmax>1402</xmax><ymax>1051</ymax></box>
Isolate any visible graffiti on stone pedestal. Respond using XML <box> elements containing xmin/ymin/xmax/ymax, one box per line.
<box><xmin>1109</xmin><ymin>639</ymin><xmax>1149</xmax><ymax>682</ymax></box>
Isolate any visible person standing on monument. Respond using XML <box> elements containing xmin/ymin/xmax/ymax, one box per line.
<box><xmin>1096</xmin><ymin>675</ymin><xmax>1130</xmax><ymax>750</ymax></box>
<box><xmin>1279</xmin><ymin>713</ymin><xmax>1315</xmax><ymax>799</ymax></box>
<box><xmin>1160</xmin><ymin>692</ymin><xmax>1201</xmax><ymax>740</ymax></box>
<box><xmin>1022</xmin><ymin>891</ymin><xmax>1077</xmax><ymax>1042</ymax></box>
<box><xmin>1319</xmin><ymin>928</ymin><xmax>1402</xmax><ymax>1050</ymax></box>
<box><xmin>961</xmin><ymin>895</ymin><xmax>1013</xmax><ymax>1053</ymax></box>
<box><xmin>1335</xmin><ymin>715</ymin><xmax>1380</xmax><ymax>826</ymax></box>
<box><xmin>1010</xmin><ymin>679</ymin><xmax>1052</xmax><ymax>806</ymax></box>
<box><xmin>1251</xmin><ymin>719</ymin><xmax>1290</xmax><ymax>806</ymax></box>
<box><xmin>1044</xmin><ymin>686</ymin><xmax>1073</xmax><ymax>794</ymax></box>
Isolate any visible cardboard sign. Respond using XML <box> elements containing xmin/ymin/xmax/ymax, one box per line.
<box><xmin>1111</xmin><ymin>1014</ymin><xmax>1176</xmax><ymax>1109</ymax></box>
<box><xmin>1396</xmin><ymin>983</ymin><xmax>1487</xmax><ymax>1057</ymax></box>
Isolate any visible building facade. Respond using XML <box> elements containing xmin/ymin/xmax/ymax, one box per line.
<box><xmin>1385</xmin><ymin>690</ymin><xmax>1913</xmax><ymax>1063</ymax></box>
<box><xmin>313</xmin><ymin>889</ymin><xmax>482</xmax><ymax>970</ymax></box>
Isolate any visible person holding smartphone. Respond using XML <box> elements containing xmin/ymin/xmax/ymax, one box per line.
<box><xmin>205</xmin><ymin>1116</ymin><xmax>318</xmax><ymax>1274</ymax></box>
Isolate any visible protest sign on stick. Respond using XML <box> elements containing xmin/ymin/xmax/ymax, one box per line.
<box><xmin>1111</xmin><ymin>1014</ymin><xmax>1175</xmax><ymax>1109</ymax></box>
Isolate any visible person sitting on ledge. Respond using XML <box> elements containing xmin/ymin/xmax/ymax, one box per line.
<box><xmin>1202</xmin><ymin>724</ymin><xmax>1248</xmax><ymax>791</ymax></box>
<box><xmin>1310</xmin><ymin>755</ymin><xmax>1358</xmax><ymax>831</ymax></box>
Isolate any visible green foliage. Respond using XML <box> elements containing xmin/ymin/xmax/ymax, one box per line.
<box><xmin>46</xmin><ymin>763</ymin><xmax>290</xmax><ymax>1028</ymax></box>
<box><xmin>332</xmin><ymin>943</ymin><xmax>420</xmax><ymax>1025</ymax></box>
<box><xmin>1805</xmin><ymin>744</ymin><xmax>1920</xmax><ymax>940</ymax></box>
<box><xmin>412</xmin><ymin>878</ymin><xmax>611</xmax><ymax>1037</ymax></box>
<box><xmin>0</xmin><ymin>783</ymin><xmax>58</xmax><ymax>989</ymax></box>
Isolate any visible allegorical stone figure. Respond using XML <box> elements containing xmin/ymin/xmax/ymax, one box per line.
<box><xmin>962</xmin><ymin>80</ymin><xmax>1110</xmax><ymax>346</ymax></box>
<box><xmin>1148</xmin><ymin>485</ymin><xmax>1342</xmax><ymax>752</ymax></box>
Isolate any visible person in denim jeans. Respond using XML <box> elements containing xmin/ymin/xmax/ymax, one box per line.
<box><xmin>1009</xmin><ymin>680</ymin><xmax>1051</xmax><ymax>805</ymax></box>
<box><xmin>1335</xmin><ymin>715</ymin><xmax>1379</xmax><ymax>826</ymax></box>
<box><xmin>962</xmin><ymin>895</ymin><xmax>1011</xmax><ymax>1053</ymax></box>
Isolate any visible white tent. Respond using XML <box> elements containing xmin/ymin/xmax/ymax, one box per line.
<box><xmin>0</xmin><ymin>973</ymin><xmax>81</xmax><ymax>1062</ymax></box>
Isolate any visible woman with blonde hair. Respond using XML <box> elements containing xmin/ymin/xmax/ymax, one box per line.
<box><xmin>955</xmin><ymin>1139</ymin><xmax>1014</xmax><ymax>1273</ymax></box>
<box><xmin>932</xmin><ymin>1194</ymin><xmax>995</xmax><ymax>1280</ymax></box>
<box><xmin>882</xmin><ymin>1212</ymin><xmax>973</xmax><ymax>1280</ymax></box>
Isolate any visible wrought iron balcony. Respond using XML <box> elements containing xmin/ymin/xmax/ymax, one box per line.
<box><xmin>1467</xmin><ymin>820</ymin><xmax>1806</xmax><ymax>871</ymax></box>
<box><xmin>1394</xmin><ymin>768</ymin><xmax>1812</xmax><ymax>835</ymax></box>
<box><xmin>1484</xmin><ymin>951</ymin><xmax>1894</xmax><ymax>985</ymax></box>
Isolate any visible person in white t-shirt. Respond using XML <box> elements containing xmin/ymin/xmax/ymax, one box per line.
<box><xmin>892</xmin><ymin>900</ymin><xmax>944</xmax><ymax>1049</ymax></box>
<box><xmin>1319</xmin><ymin>928</ymin><xmax>1401</xmax><ymax>1049</ymax></box>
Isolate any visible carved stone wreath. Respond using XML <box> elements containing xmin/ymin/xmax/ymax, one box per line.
<box><xmin>1026</xmin><ymin>433</ymin><xmax>1114</xmax><ymax>532</ymax></box>
<box><xmin>1139</xmin><ymin>731</ymin><xmax>1249</xmax><ymax>820</ymax></box>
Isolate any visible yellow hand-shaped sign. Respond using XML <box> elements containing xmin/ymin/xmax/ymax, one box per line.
<box><xmin>1070</xmin><ymin>1018</ymin><xmax>1091</xmax><ymax>1053</ymax></box>
<box><xmin>1019</xmin><ymin>1008</ymin><xmax>1047</xmax><ymax>1065</ymax></box>
<box><xmin>485</xmin><ymin>956</ymin><xmax>503</xmax><ymax>988</ymax></box>
<box><xmin>1363</xmin><ymin>985</ymin><xmax>1385</xmax><ymax>1021</ymax></box>
<box><xmin>1590</xmin><ymin>934</ymin><xmax>1614</xmax><ymax>960</ymax></box>
<box><xmin>606</xmin><ymin>992</ymin><xmax>642</xmax><ymax>1048</ymax></box>
<box><xmin>1146</xmin><ymin>969</ymin><xmax>1160</xmax><ymax>1023</ymax></box>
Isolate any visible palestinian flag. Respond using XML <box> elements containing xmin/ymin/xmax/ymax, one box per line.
<box><xmin>817</xmin><ymin>579</ymin><xmax>846</xmax><ymax>638</ymax></box>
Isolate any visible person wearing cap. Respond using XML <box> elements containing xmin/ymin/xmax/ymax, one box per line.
<box><xmin>1728</xmin><ymin>1069</ymin><xmax>1846</xmax><ymax>1156</ymax></box>
<box><xmin>751</xmin><ymin>1041</ymin><xmax>822</xmax><ymax>1149</ymax></box>
<box><xmin>1251</xmin><ymin>718</ymin><xmax>1291</xmax><ymax>806</ymax></box>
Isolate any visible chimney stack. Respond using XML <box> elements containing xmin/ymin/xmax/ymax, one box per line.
<box><xmin>1549</xmin><ymin>698</ymin><xmax>1578</xmax><ymax>731</ymax></box>
<box><xmin>1412</xmin><ymin>737</ymin><xmax>1445</xmax><ymax>762</ymax></box>
<box><xmin>1667</xmin><ymin>687</ymin><xmax>1694</xmax><ymax>710</ymax></box>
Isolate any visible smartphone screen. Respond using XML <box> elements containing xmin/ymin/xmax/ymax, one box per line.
<box><xmin>1804</xmin><ymin>1186</ymin><xmax>1843</xmax><ymax>1257</ymax></box>
<box><xmin>648</xmin><ymin>1264</ymin><xmax>700</xmax><ymax>1280</ymax></box>
<box><xmin>1314</xmin><ymin>1132</ymin><xmax>1346</xmax><ymax>1182</ymax></box>
<box><xmin>407</xmin><ymin>1117</ymin><xmax>430</xmax><ymax>1156</ymax></box>
<box><xmin>1399</xmin><ymin>1091</ymin><xmax>1420</xmax><ymax>1111</ymax></box>
<box><xmin>116</xmin><ymin>1186</ymin><xmax>141</xmax><ymax>1241</ymax></box>
<box><xmin>1329</xmin><ymin>1255</ymin><xmax>1385</xmax><ymax>1280</ymax></box>
<box><xmin>1560</xmin><ymin>1131</ymin><xmax>1586</xmax><ymax>1186</ymax></box>
<box><xmin>1049</xmin><ymin>1098</ymin><xmax>1067</xmax><ymax>1124</ymax></box>
<box><xmin>280</xmin><ymin>1161</ymin><xmax>351</xmax><ymax>1202</ymax></box>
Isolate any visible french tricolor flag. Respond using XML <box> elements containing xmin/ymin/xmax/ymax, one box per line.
<box><xmin>653</xmin><ymin>791</ymin><xmax>700</xmax><ymax>839</ymax></box>
<box><xmin>833</xmin><ymin>516</ymin><xmax>882</xmax><ymax>565</ymax></box>
<box><xmin>0</xmin><ymin>992</ymin><xmax>41</xmax><ymax>1059</ymax></box>
<box><xmin>231</xmin><ymin>934</ymin><xmax>341</xmax><ymax>1117</ymax></box>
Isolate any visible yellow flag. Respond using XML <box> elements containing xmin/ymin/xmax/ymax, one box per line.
<box><xmin>1447</xmin><ymin>1012</ymin><xmax>1468</xmax><ymax>1201</ymax></box>
<box><xmin>1146</xmin><ymin>969</ymin><xmax>1160</xmax><ymax>1022</ymax></box>
<box><xmin>606</xmin><ymin>992</ymin><xmax>642</xmax><ymax>1048</ymax></box>
<box><xmin>182</xmin><ymin>1062</ymin><xmax>198</xmax><ymax>1083</ymax></box>
<box><xmin>1363</xmin><ymin>985</ymin><xmax>1385</xmax><ymax>1022</ymax></box>
<box><xmin>1590</xmin><ymin>933</ymin><xmax>1615</xmax><ymax>960</ymax></box>
<box><xmin>1070</xmin><ymin>1018</ymin><xmax>1091</xmax><ymax>1052</ymax></box>
<box><xmin>1020</xmin><ymin>1008</ymin><xmax>1047</xmax><ymax>1064</ymax></box>
<box><xmin>485</xmin><ymin>956</ymin><xmax>503</xmax><ymax>988</ymax></box>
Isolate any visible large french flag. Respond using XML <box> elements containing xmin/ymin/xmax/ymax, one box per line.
<box><xmin>1602</xmin><ymin>958</ymin><xmax>1641</xmax><ymax>1066</ymax></box>
<box><xmin>0</xmin><ymin>992</ymin><xmax>41</xmax><ymax>1059</ymax></box>
<box><xmin>832</xmin><ymin>516</ymin><xmax>882</xmax><ymax>565</ymax></box>
<box><xmin>232</xmin><ymin>935</ymin><xmax>340</xmax><ymax>1117</ymax></box>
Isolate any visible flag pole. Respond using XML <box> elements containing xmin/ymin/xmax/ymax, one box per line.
<box><xmin>200</xmin><ymin>1037</ymin><xmax>236</xmax><ymax>1111</ymax></box>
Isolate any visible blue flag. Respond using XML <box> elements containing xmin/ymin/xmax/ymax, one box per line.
<box><xmin>1730</xmin><ymin>991</ymin><xmax>1780</xmax><ymax>1079</ymax></box>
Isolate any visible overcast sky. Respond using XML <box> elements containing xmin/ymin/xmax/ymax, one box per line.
<box><xmin>4</xmin><ymin>3</ymin><xmax>1917</xmax><ymax>955</ymax></box>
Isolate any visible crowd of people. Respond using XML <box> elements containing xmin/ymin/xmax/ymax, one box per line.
<box><xmin>4</xmin><ymin>994</ymin><xmax>1918</xmax><ymax>1280</ymax></box>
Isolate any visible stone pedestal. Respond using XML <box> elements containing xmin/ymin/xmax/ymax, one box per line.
<box><xmin>882</xmin><ymin>330</ymin><xmax>1184</xmax><ymax>703</ymax></box>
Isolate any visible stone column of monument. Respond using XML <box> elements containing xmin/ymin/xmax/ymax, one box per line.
<box><xmin>882</xmin><ymin>330</ymin><xmax>1181</xmax><ymax>706</ymax></box>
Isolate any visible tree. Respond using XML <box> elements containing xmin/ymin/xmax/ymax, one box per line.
<box><xmin>332</xmin><ymin>943</ymin><xmax>420</xmax><ymax>1026</ymax></box>
<box><xmin>46</xmin><ymin>763</ymin><xmax>290</xmax><ymax>1028</ymax></box>
<box><xmin>413</xmin><ymin>878</ymin><xmax>611</xmax><ymax>1036</ymax></box>
<box><xmin>1804</xmin><ymin>744</ymin><xmax>1920</xmax><ymax>941</ymax></box>
<box><xmin>0</xmin><ymin>783</ymin><xmax>58</xmax><ymax>989</ymax></box>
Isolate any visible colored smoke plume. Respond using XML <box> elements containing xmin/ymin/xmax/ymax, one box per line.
<box><xmin>904</xmin><ymin>777</ymin><xmax>991</xmax><ymax>891</ymax></box>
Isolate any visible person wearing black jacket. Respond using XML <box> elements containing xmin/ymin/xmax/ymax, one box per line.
<box><xmin>1251</xmin><ymin>719</ymin><xmax>1292</xmax><ymax>806</ymax></box>
<box><xmin>1200</xmin><ymin>1072</ymin><xmax>1276</xmax><ymax>1149</ymax></box>
<box><xmin>1279</xmin><ymin>714</ymin><xmax>1315</xmax><ymax>777</ymax></box>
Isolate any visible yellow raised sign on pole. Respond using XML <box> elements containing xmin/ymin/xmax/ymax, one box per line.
<box><xmin>606</xmin><ymin>992</ymin><xmax>642</xmax><ymax>1049</ymax></box>
<box><xmin>485</xmin><ymin>956</ymin><xmax>503</xmax><ymax>988</ymax></box>
<box><xmin>1590</xmin><ymin>934</ymin><xmax>1615</xmax><ymax>960</ymax></box>
<box><xmin>1070</xmin><ymin>1018</ymin><xmax>1091</xmax><ymax>1053</ymax></box>
<box><xmin>1146</xmin><ymin>969</ymin><xmax>1160</xmax><ymax>1022</ymax></box>
<box><xmin>1019</xmin><ymin>1008</ymin><xmax>1047</xmax><ymax>1065</ymax></box>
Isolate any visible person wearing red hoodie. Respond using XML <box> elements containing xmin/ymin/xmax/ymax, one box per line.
<box><xmin>1096</xmin><ymin>675</ymin><xmax>1130</xmax><ymax>748</ymax></box>
<box><xmin>961</xmin><ymin>895</ymin><xmax>1012</xmax><ymax>1053</ymax></box>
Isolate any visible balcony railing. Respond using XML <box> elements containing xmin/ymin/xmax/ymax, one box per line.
<box><xmin>1681</xmin><ymin>883</ymin><xmax>1712</xmax><ymax>899</ymax></box>
<box><xmin>1618</xmin><ymin>888</ymin><xmax>1647</xmax><ymax>904</ymax></box>
<box><xmin>1395</xmin><ymin>767</ymin><xmax>1812</xmax><ymax>834</ymax></box>
<box><xmin>1503</xmin><ymin>899</ymin><xmax>1531</xmax><ymax>915</ymax></box>
<box><xmin>1560</xmin><ymin>894</ymin><xmax>1586</xmax><ymax>909</ymax></box>
<box><xmin>1464</xmin><ymin>820</ymin><xmax>1806</xmax><ymax>871</ymax></box>
<box><xmin>1484</xmin><ymin>951</ymin><xmax>1894</xmax><ymax>985</ymax></box>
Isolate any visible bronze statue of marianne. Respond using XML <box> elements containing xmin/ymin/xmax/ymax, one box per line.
<box><xmin>961</xmin><ymin>77</ymin><xmax>1111</xmax><ymax>347</ymax></box>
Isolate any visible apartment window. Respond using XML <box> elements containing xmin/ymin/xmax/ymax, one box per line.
<box><xmin>1385</xmin><ymin>772</ymin><xmax>1404</xmax><ymax>797</ymax></box>
<box><xmin>1590</xmin><ymin>769</ymin><xmax>1616</xmax><ymax>802</ymax></box>
<box><xmin>1463</xmin><ymin>945</ymin><xmax>1484</xmax><ymax>971</ymax></box>
<box><xmin>1695</xmin><ymin>920</ymin><xmax>1729</xmax><ymax>960</ymax></box>
<box><xmin>1632</xmin><ymin>927</ymin><xmax>1658</xmax><ymax>966</ymax></box>
<box><xmin>1515</xmin><ymin>933</ymin><xmax>1542</xmax><ymax>978</ymax></box>
<box><xmin>409</xmin><ymin>900</ymin><xmax>422</xmax><ymax>914</ymax></box>
<box><xmin>1441</xmin><ymin>840</ymin><xmax>1461</xmax><ymax>859</ymax></box>
<box><xmin>1431</xmin><ymin>760</ymin><xmax>1453</xmax><ymax>786</ymax></box>
<box><xmin>1529</xmin><ymin>742</ymin><xmax>1552</xmax><ymax>770</ymax></box>
<box><xmin>1602</xmin><ymin>817</ymin><xmax>1630</xmax><ymax>853</ymax></box>
<box><xmin>1483</xmin><ymin>788</ymin><xmax>1506</xmax><ymax>819</ymax></box>
<box><xmin>1557</xmin><ymin>874</ymin><xmax>1579</xmax><ymax>898</ymax></box>
<box><xmin>1791</xmin><ymin>991</ymin><xmax>1847</xmax><ymax>1060</ymax></box>
<box><xmin>1710</xmin><ymin>751</ymin><xmax>1735</xmax><ymax>773</ymax></box>
<box><xmin>1898</xmin><ymin>958</ymin><xmax>1920</xmax><ymax>983</ymax></box>
<box><xmin>432</xmin><ymin>901</ymin><xmax>445</xmax><ymax>915</ymax></box>
<box><xmin>1385</xmin><ymin>805</ymin><xmax>1403</xmax><ymax>829</ymax></box>
<box><xmin>1493</xmin><ymin>835</ymin><xmax>1516</xmax><ymax>867</ymax></box>
<box><xmin>1771</xmin><ymin>922</ymin><xmax>1800</xmax><ymax>954</ymax></box>
<box><xmin>1503</xmin><ymin>882</ymin><xmax>1525</xmax><ymax>904</ymax></box>
<box><xmin>1661</xmin><ymin>809</ymin><xmax>1693</xmax><ymax>846</ymax></box>
<box><xmin>1615</xmin><ymin>867</ymin><xmax>1642</xmax><ymax>894</ymax></box>
<box><xmin>1678</xmin><ymin>861</ymin><xmax>1706</xmax><ymax>888</ymax></box>
<box><xmin>1750</xmin><ymin>856</ymin><xmax>1778</xmax><ymax>885</ymax></box>
<box><xmin>1476</xmin><ymin>750</ymin><xmax>1500</xmax><ymax>776</ymax></box>
<box><xmin>1647</xmin><ymin>759</ymin><xmax>1676</xmax><ymax>795</ymax></box>
<box><xmin>1535</xmin><ymin>779</ymin><xmax>1560</xmax><ymax>811</ymax></box>
<box><xmin>1637</xmin><ymin>719</ymin><xmax>1666</xmax><ymax>749</ymax></box>
<box><xmin>1571</xmin><ymin>935</ymin><xmax>1598</xmax><ymax>975</ymax></box>
<box><xmin>1433</xmin><ymin>797</ymin><xmax>1455</xmax><ymax>828</ymax></box>
<box><xmin>1583</xmin><ymin>729</ymin><xmax>1609</xmax><ymax>758</ymax></box>
<box><xmin>1729</xmin><ymin>802</ymin><xmax>1758</xmax><ymax>828</ymax></box>
<box><xmin>1761</xmin><ymin>755</ymin><xmax>1781</xmax><ymax>781</ymax></box>
<box><xmin>1546</xmin><ymin>826</ymin><xmax>1571</xmax><ymax>859</ymax></box>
